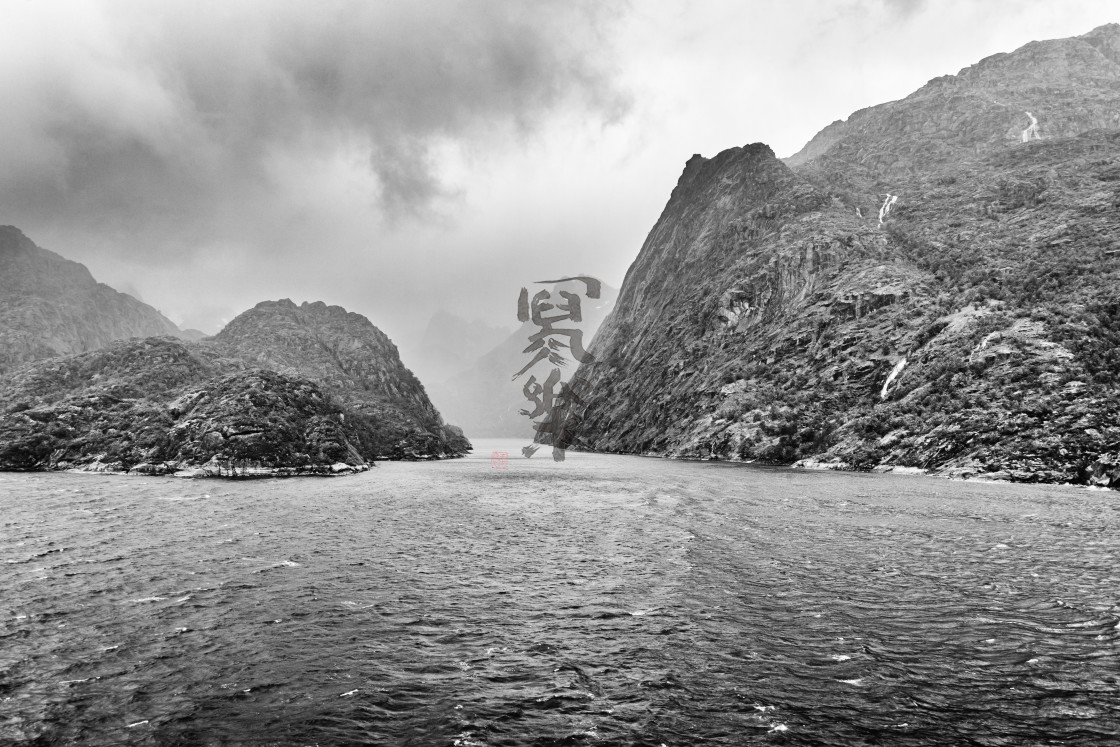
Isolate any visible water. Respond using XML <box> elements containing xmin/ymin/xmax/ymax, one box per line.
<box><xmin>3</xmin><ymin>440</ymin><xmax>1119</xmax><ymax>745</ymax></box>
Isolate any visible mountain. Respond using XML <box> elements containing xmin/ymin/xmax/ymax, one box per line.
<box><xmin>0</xmin><ymin>225</ymin><xmax>182</xmax><ymax>374</ymax></box>
<box><xmin>426</xmin><ymin>281</ymin><xmax>617</xmax><ymax>439</ymax></box>
<box><xmin>0</xmin><ymin>300</ymin><xmax>470</xmax><ymax>475</ymax></box>
<box><xmin>568</xmin><ymin>24</ymin><xmax>1120</xmax><ymax>489</ymax></box>
<box><xmin>210</xmin><ymin>299</ymin><xmax>469</xmax><ymax>457</ymax></box>
<box><xmin>786</xmin><ymin>23</ymin><xmax>1120</xmax><ymax>183</ymax></box>
<box><xmin>400</xmin><ymin>310</ymin><xmax>513</xmax><ymax>388</ymax></box>
<box><xmin>0</xmin><ymin>337</ymin><xmax>383</xmax><ymax>475</ymax></box>
<box><xmin>178</xmin><ymin>328</ymin><xmax>210</xmax><ymax>342</ymax></box>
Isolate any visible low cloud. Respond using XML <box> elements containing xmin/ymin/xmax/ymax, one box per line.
<box><xmin>0</xmin><ymin>0</ymin><xmax>630</xmax><ymax>251</ymax></box>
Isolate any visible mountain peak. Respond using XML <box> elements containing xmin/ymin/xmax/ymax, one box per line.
<box><xmin>0</xmin><ymin>225</ymin><xmax>34</xmax><ymax>256</ymax></box>
<box><xmin>1083</xmin><ymin>21</ymin><xmax>1120</xmax><ymax>38</ymax></box>
<box><xmin>785</xmin><ymin>24</ymin><xmax>1120</xmax><ymax>185</ymax></box>
<box><xmin>0</xmin><ymin>227</ymin><xmax>182</xmax><ymax>374</ymax></box>
<box><xmin>1080</xmin><ymin>21</ymin><xmax>1120</xmax><ymax>65</ymax></box>
<box><xmin>212</xmin><ymin>297</ymin><xmax>468</xmax><ymax>456</ymax></box>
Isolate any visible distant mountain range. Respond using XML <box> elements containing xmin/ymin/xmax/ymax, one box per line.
<box><xmin>401</xmin><ymin>310</ymin><xmax>514</xmax><ymax>388</ymax></box>
<box><xmin>0</xmin><ymin>230</ymin><xmax>469</xmax><ymax>475</ymax></box>
<box><xmin>569</xmin><ymin>24</ymin><xmax>1120</xmax><ymax>489</ymax></box>
<box><xmin>421</xmin><ymin>281</ymin><xmax>617</xmax><ymax>439</ymax></box>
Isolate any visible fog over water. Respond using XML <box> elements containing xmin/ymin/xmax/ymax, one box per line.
<box><xmin>4</xmin><ymin>442</ymin><xmax>1118</xmax><ymax>745</ymax></box>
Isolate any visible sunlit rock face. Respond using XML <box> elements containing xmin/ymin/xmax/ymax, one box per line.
<box><xmin>0</xmin><ymin>301</ymin><xmax>470</xmax><ymax>474</ymax></box>
<box><xmin>571</xmin><ymin>24</ymin><xmax>1120</xmax><ymax>486</ymax></box>
<box><xmin>0</xmin><ymin>226</ymin><xmax>182</xmax><ymax>375</ymax></box>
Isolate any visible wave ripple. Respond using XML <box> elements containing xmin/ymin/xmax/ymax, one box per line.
<box><xmin>2</xmin><ymin>445</ymin><xmax>1118</xmax><ymax>745</ymax></box>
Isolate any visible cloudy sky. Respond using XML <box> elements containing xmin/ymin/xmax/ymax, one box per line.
<box><xmin>1</xmin><ymin>0</ymin><xmax>1116</xmax><ymax>349</ymax></box>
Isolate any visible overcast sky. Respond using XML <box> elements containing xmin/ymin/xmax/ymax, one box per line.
<box><xmin>1</xmin><ymin>0</ymin><xmax>1116</xmax><ymax>347</ymax></box>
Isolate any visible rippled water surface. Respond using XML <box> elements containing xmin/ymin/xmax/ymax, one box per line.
<box><xmin>3</xmin><ymin>441</ymin><xmax>1119</xmax><ymax>745</ymax></box>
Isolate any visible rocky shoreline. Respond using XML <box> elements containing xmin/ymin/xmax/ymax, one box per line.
<box><xmin>793</xmin><ymin>456</ymin><xmax>1119</xmax><ymax>490</ymax></box>
<box><xmin>58</xmin><ymin>458</ymin><xmax>371</xmax><ymax>479</ymax></box>
<box><xmin>575</xmin><ymin>448</ymin><xmax>1118</xmax><ymax>491</ymax></box>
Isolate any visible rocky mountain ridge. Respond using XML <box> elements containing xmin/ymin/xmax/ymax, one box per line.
<box><xmin>0</xmin><ymin>225</ymin><xmax>183</xmax><ymax>374</ymax></box>
<box><xmin>787</xmin><ymin>23</ymin><xmax>1120</xmax><ymax>178</ymax></box>
<box><xmin>569</xmin><ymin>24</ymin><xmax>1120</xmax><ymax>489</ymax></box>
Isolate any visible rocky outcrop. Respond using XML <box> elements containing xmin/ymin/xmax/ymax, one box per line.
<box><xmin>0</xmin><ymin>226</ymin><xmax>183</xmax><ymax>374</ymax></box>
<box><xmin>1086</xmin><ymin>452</ymin><xmax>1120</xmax><ymax>489</ymax></box>
<box><xmin>0</xmin><ymin>301</ymin><xmax>470</xmax><ymax>475</ymax></box>
<box><xmin>0</xmin><ymin>337</ymin><xmax>378</xmax><ymax>475</ymax></box>
<box><xmin>569</xmin><ymin>24</ymin><xmax>1120</xmax><ymax>488</ymax></box>
<box><xmin>210</xmin><ymin>299</ymin><xmax>470</xmax><ymax>457</ymax></box>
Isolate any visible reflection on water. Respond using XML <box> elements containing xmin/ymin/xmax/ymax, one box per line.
<box><xmin>2</xmin><ymin>440</ymin><xmax>1119</xmax><ymax>745</ymax></box>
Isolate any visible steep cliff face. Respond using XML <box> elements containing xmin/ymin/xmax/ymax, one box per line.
<box><xmin>0</xmin><ymin>226</ymin><xmax>182</xmax><ymax>374</ymax></box>
<box><xmin>572</xmin><ymin>24</ymin><xmax>1120</xmax><ymax>488</ymax></box>
<box><xmin>0</xmin><ymin>301</ymin><xmax>470</xmax><ymax>475</ymax></box>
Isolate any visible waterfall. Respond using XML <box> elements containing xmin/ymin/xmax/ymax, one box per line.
<box><xmin>878</xmin><ymin>194</ymin><xmax>898</xmax><ymax>227</ymax></box>
<box><xmin>880</xmin><ymin>357</ymin><xmax>908</xmax><ymax>400</ymax></box>
<box><xmin>1021</xmin><ymin>112</ymin><xmax>1041</xmax><ymax>142</ymax></box>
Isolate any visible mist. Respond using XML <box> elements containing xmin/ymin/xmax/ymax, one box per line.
<box><xmin>1</xmin><ymin>0</ymin><xmax>1116</xmax><ymax>349</ymax></box>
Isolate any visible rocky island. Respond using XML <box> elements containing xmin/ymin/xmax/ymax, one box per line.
<box><xmin>568</xmin><ymin>24</ymin><xmax>1120</xmax><ymax>489</ymax></box>
<box><xmin>0</xmin><ymin>233</ymin><xmax>470</xmax><ymax>476</ymax></box>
